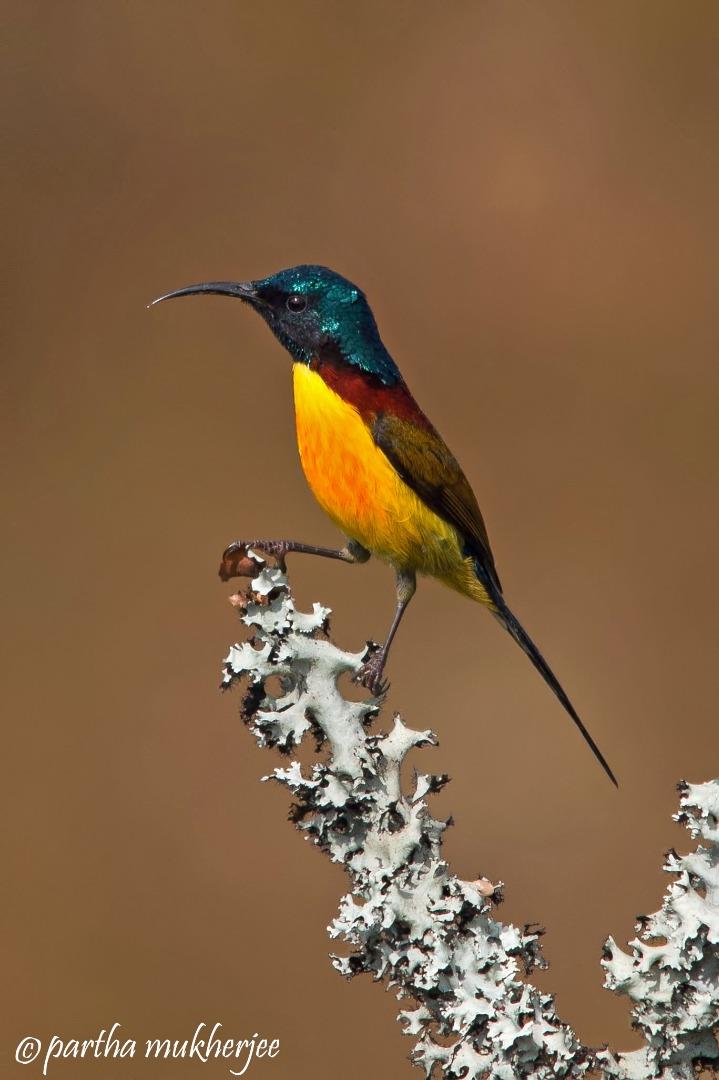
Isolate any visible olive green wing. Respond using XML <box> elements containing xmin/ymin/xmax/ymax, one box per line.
<box><xmin>372</xmin><ymin>412</ymin><xmax>502</xmax><ymax>593</ymax></box>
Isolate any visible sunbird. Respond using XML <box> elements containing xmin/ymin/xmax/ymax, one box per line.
<box><xmin>152</xmin><ymin>265</ymin><xmax>616</xmax><ymax>785</ymax></box>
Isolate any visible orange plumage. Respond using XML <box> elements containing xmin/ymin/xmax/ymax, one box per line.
<box><xmin>292</xmin><ymin>363</ymin><xmax>491</xmax><ymax>604</ymax></box>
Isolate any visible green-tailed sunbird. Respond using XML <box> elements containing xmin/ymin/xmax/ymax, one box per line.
<box><xmin>153</xmin><ymin>265</ymin><xmax>616</xmax><ymax>786</ymax></box>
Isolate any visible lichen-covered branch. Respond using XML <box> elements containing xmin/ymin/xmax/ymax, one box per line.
<box><xmin>600</xmin><ymin>782</ymin><xmax>719</xmax><ymax>1078</ymax></box>
<box><xmin>221</xmin><ymin>552</ymin><xmax>718</xmax><ymax>1078</ymax></box>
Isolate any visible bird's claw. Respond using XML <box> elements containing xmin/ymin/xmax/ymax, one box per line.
<box><xmin>355</xmin><ymin>652</ymin><xmax>390</xmax><ymax>698</ymax></box>
<box><xmin>227</xmin><ymin>539</ymin><xmax>290</xmax><ymax>558</ymax></box>
<box><xmin>219</xmin><ymin>539</ymin><xmax>291</xmax><ymax>580</ymax></box>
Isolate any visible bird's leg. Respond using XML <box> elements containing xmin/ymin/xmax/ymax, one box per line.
<box><xmin>219</xmin><ymin>537</ymin><xmax>370</xmax><ymax>580</ymax></box>
<box><xmin>356</xmin><ymin>569</ymin><xmax>416</xmax><ymax>696</ymax></box>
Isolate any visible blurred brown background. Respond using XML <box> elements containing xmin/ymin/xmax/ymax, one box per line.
<box><xmin>2</xmin><ymin>3</ymin><xmax>718</xmax><ymax>1077</ymax></box>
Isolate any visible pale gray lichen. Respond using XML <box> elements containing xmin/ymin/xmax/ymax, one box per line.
<box><xmin>600</xmin><ymin>780</ymin><xmax>719</xmax><ymax>1079</ymax></box>
<box><xmin>222</xmin><ymin>554</ymin><xmax>718</xmax><ymax>1078</ymax></box>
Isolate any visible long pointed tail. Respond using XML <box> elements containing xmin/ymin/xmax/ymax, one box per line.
<box><xmin>487</xmin><ymin>586</ymin><xmax>618</xmax><ymax>787</ymax></box>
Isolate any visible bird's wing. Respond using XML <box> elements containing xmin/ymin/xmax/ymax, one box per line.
<box><xmin>372</xmin><ymin>412</ymin><xmax>502</xmax><ymax>593</ymax></box>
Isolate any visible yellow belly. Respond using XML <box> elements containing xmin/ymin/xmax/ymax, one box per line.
<box><xmin>292</xmin><ymin>364</ymin><xmax>491</xmax><ymax>604</ymax></box>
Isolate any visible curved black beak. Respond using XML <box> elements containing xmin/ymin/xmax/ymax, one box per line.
<box><xmin>149</xmin><ymin>281</ymin><xmax>266</xmax><ymax>308</ymax></box>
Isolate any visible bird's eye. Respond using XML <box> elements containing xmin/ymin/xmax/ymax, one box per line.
<box><xmin>286</xmin><ymin>294</ymin><xmax>307</xmax><ymax>313</ymax></box>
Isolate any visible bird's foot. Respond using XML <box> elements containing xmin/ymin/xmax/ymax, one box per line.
<box><xmin>355</xmin><ymin>648</ymin><xmax>390</xmax><ymax>698</ymax></box>
<box><xmin>219</xmin><ymin>538</ymin><xmax>362</xmax><ymax>579</ymax></box>
<box><xmin>219</xmin><ymin>539</ymin><xmax>290</xmax><ymax>580</ymax></box>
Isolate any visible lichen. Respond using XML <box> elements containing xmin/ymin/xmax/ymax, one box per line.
<box><xmin>600</xmin><ymin>781</ymin><xmax>719</xmax><ymax>1078</ymax></box>
<box><xmin>222</xmin><ymin>553</ymin><xmax>718</xmax><ymax>1077</ymax></box>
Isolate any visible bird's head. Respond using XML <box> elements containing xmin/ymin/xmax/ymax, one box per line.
<box><xmin>152</xmin><ymin>264</ymin><xmax>400</xmax><ymax>386</ymax></box>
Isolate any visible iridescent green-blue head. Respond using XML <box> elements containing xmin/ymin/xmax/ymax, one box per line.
<box><xmin>152</xmin><ymin>264</ymin><xmax>400</xmax><ymax>386</ymax></box>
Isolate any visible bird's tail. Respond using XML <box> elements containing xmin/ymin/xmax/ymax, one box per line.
<box><xmin>474</xmin><ymin>561</ymin><xmax>617</xmax><ymax>786</ymax></box>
